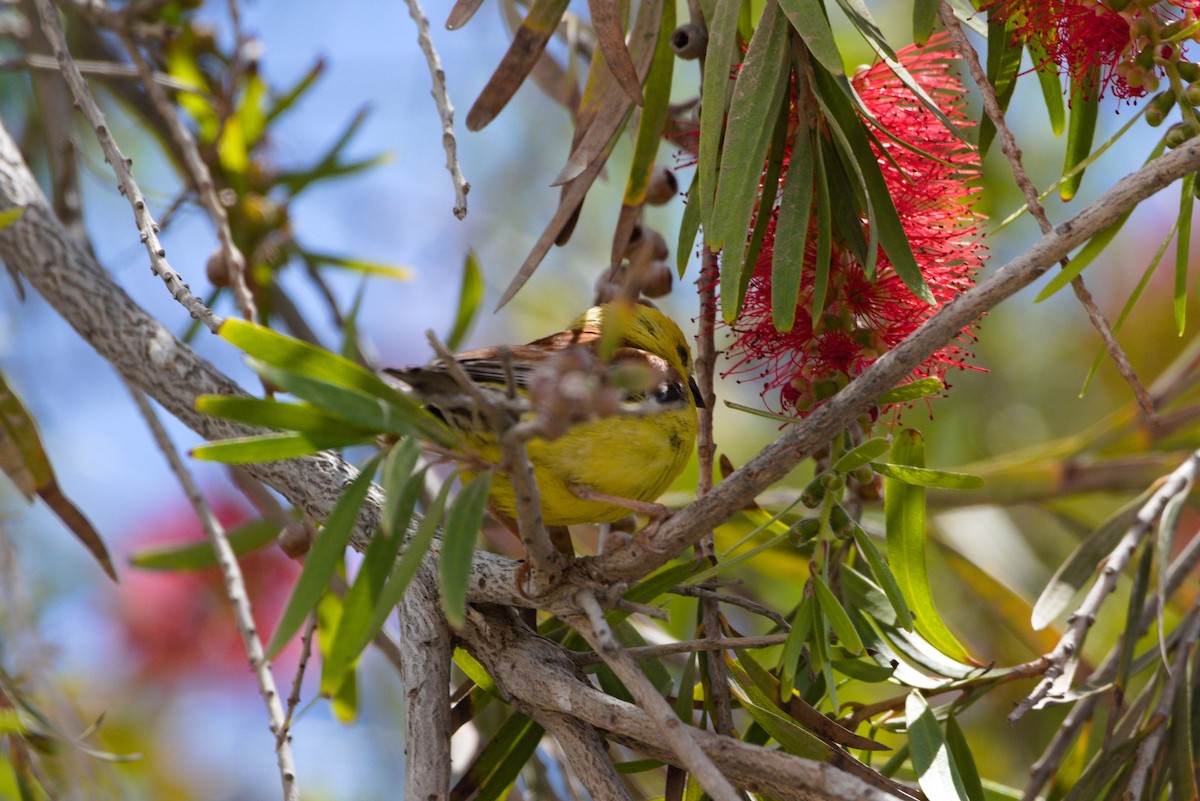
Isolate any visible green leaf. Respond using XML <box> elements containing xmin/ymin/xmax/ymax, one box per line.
<box><xmin>772</xmin><ymin>123</ymin><xmax>814</xmax><ymax>332</ymax></box>
<box><xmin>305</xmin><ymin>250</ymin><xmax>413</xmax><ymax>281</ymax></box>
<box><xmin>812</xmin><ymin>574</ymin><xmax>864</xmax><ymax>653</ymax></box>
<box><xmin>713</xmin><ymin>0</ymin><xmax>790</xmax><ymax>321</ymax></box>
<box><xmin>877</xmin><ymin>377</ymin><xmax>944</xmax><ymax>406</ymax></box>
<box><xmin>697</xmin><ymin>0</ymin><xmax>742</xmax><ymax>232</ymax></box>
<box><xmin>851</xmin><ymin>526</ymin><xmax>913</xmax><ymax>629</ymax></box>
<box><xmin>266</xmin><ymin>58</ymin><xmax>325</xmax><ymax>124</ymax></box>
<box><xmin>779</xmin><ymin>594</ymin><xmax>815</xmax><ymax>699</ymax></box>
<box><xmin>677</xmin><ymin>172</ymin><xmax>702</xmax><ymax>277</ymax></box>
<box><xmin>191</xmin><ymin>431</ymin><xmax>365</xmax><ymax>463</ymax></box>
<box><xmin>447</xmin><ymin>251</ymin><xmax>485</xmax><ymax>351</ymax></box>
<box><xmin>725</xmin><ymin>659</ymin><xmax>831</xmax><ymax>760</ymax></box>
<box><xmin>265</xmin><ymin>454</ymin><xmax>381</xmax><ymax>658</ymax></box>
<box><xmin>220</xmin><ymin>319</ymin><xmax>451</xmax><ymax>444</ymax></box>
<box><xmin>832</xmin><ymin>656</ymin><xmax>896</xmax><ymax>682</ymax></box>
<box><xmin>810</xmin><ymin>64</ymin><xmax>933</xmax><ymax>303</ymax></box>
<box><xmin>812</xmin><ymin>131</ymin><xmax>833</xmax><ymax>317</ymax></box>
<box><xmin>1031</xmin><ymin>487</ymin><xmax>1150</xmax><ymax>630</ymax></box>
<box><xmin>454</xmin><ymin>713</ymin><xmax>544</xmax><ymax>801</ymax></box>
<box><xmin>674</xmin><ymin>651</ymin><xmax>697</xmax><ymax>721</ymax></box>
<box><xmin>1028</xmin><ymin>39</ymin><xmax>1066</xmax><ymax>136</ymax></box>
<box><xmin>740</xmin><ymin>103</ymin><xmax>791</xmax><ymax>321</ymax></box>
<box><xmin>913</xmin><ymin>0</ymin><xmax>939</xmax><ymax>45</ymax></box>
<box><xmin>196</xmin><ymin>395</ymin><xmax>376</xmax><ymax>439</ymax></box>
<box><xmin>1060</xmin><ymin>79</ymin><xmax>1098</xmax><ymax>202</ymax></box>
<box><xmin>1177</xmin><ymin>173</ymin><xmax>1195</xmax><ymax>334</ymax></box>
<box><xmin>945</xmin><ymin>714</ymin><xmax>986</xmax><ymax>801</ymax></box>
<box><xmin>129</xmin><ymin>519</ymin><xmax>279</xmax><ymax>571</ymax></box>
<box><xmin>320</xmin><ymin>441</ymin><xmax>424</xmax><ymax>694</ymax></box>
<box><xmin>621</xmin><ymin>0</ymin><xmax>675</xmax><ymax>210</ymax></box>
<box><xmin>440</xmin><ymin>472</ymin><xmax>492</xmax><ymax>627</ymax></box>
<box><xmin>906</xmin><ymin>692</ymin><xmax>973</xmax><ymax>801</ymax></box>
<box><xmin>871</xmin><ymin>462</ymin><xmax>983</xmax><ymax>490</ymax></box>
<box><xmin>776</xmin><ymin>0</ymin><xmax>844</xmax><ymax>76</ymax></box>
<box><xmin>833</xmin><ymin>437</ymin><xmax>890</xmax><ymax>473</ymax></box>
<box><xmin>250</xmin><ymin>360</ymin><xmax>450</xmax><ymax>445</ymax></box>
<box><xmin>884</xmin><ymin>431</ymin><xmax>974</xmax><ymax>663</ymax></box>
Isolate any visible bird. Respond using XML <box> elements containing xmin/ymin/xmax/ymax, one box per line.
<box><xmin>385</xmin><ymin>302</ymin><xmax>703</xmax><ymax>551</ymax></box>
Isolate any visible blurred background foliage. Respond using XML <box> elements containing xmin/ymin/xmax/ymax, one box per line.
<box><xmin>0</xmin><ymin>0</ymin><xmax>1197</xmax><ymax>799</ymax></box>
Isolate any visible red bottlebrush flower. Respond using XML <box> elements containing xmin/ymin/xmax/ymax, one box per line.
<box><xmin>724</xmin><ymin>38</ymin><xmax>985</xmax><ymax>416</ymax></box>
<box><xmin>990</xmin><ymin>0</ymin><xmax>1200</xmax><ymax>100</ymax></box>
<box><xmin>115</xmin><ymin>496</ymin><xmax>298</xmax><ymax>684</ymax></box>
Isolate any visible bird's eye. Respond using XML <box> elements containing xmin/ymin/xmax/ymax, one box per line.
<box><xmin>677</xmin><ymin>344</ymin><xmax>690</xmax><ymax>368</ymax></box>
<box><xmin>653</xmin><ymin>382</ymin><xmax>686</xmax><ymax>404</ymax></box>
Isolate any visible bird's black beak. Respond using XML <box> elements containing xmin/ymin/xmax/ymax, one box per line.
<box><xmin>689</xmin><ymin>376</ymin><xmax>705</xmax><ymax>409</ymax></box>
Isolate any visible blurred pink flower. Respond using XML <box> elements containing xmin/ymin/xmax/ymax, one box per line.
<box><xmin>117</xmin><ymin>497</ymin><xmax>297</xmax><ymax>684</ymax></box>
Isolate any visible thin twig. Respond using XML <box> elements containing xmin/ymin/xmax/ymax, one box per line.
<box><xmin>572</xmin><ymin>589</ymin><xmax>742</xmax><ymax>801</ymax></box>
<box><xmin>32</xmin><ymin>0</ymin><xmax>222</xmax><ymax>331</ymax></box>
<box><xmin>277</xmin><ymin>612</ymin><xmax>317</xmax><ymax>749</ymax></box>
<box><xmin>1022</xmin><ymin>520</ymin><xmax>1200</xmax><ymax>801</ymax></box>
<box><xmin>3</xmin><ymin>53</ymin><xmax>196</xmax><ymax>90</ymax></box>
<box><xmin>402</xmin><ymin>0</ymin><xmax>470</xmax><ymax>218</ymax></box>
<box><xmin>1011</xmin><ymin>447</ymin><xmax>1200</xmax><ymax>721</ymax></box>
<box><xmin>570</xmin><ymin>634</ymin><xmax>789</xmax><ymax>666</ymax></box>
<box><xmin>939</xmin><ymin>2</ymin><xmax>1154</xmax><ymax>421</ymax></box>
<box><xmin>127</xmin><ymin>385</ymin><xmax>298</xmax><ymax>801</ymax></box>
<box><xmin>119</xmin><ymin>30</ymin><xmax>257</xmax><ymax>323</ymax></box>
<box><xmin>672</xmin><ymin>585</ymin><xmax>790</xmax><ymax>630</ymax></box>
<box><xmin>1124</xmin><ymin>600</ymin><xmax>1200</xmax><ymax>799</ymax></box>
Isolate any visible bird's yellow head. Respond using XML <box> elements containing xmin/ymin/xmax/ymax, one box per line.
<box><xmin>568</xmin><ymin>303</ymin><xmax>698</xmax><ymax>403</ymax></box>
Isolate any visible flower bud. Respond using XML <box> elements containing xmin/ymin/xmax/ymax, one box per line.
<box><xmin>828</xmin><ymin>503</ymin><xmax>854</xmax><ymax>538</ymax></box>
<box><xmin>645</xmin><ymin>166</ymin><xmax>679</xmax><ymax>205</ymax></box>
<box><xmin>670</xmin><ymin>24</ymin><xmax>708</xmax><ymax>60</ymax></box>
<box><xmin>279</xmin><ymin>520</ymin><xmax>314</xmax><ymax>559</ymax></box>
<box><xmin>793</xmin><ymin>517</ymin><xmax>821</xmax><ymax>543</ymax></box>
<box><xmin>1146</xmin><ymin>91</ymin><xmax>1177</xmax><ymax>125</ymax></box>
<box><xmin>801</xmin><ymin>475</ymin><xmax>827</xmax><ymax>508</ymax></box>
<box><xmin>1177</xmin><ymin>60</ymin><xmax>1200</xmax><ymax>83</ymax></box>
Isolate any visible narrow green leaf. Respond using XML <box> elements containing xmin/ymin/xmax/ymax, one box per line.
<box><xmin>851</xmin><ymin>526</ymin><xmax>913</xmax><ymax>630</ymax></box>
<box><xmin>674</xmin><ymin>652</ymin><xmax>697</xmax><ymax>722</ymax></box>
<box><xmin>251</xmin><ymin>361</ymin><xmax>451</xmax><ymax>445</ymax></box>
<box><xmin>812</xmin><ymin>574</ymin><xmax>864</xmax><ymax>653</ymax></box>
<box><xmin>447</xmin><ymin>251</ymin><xmax>484</xmax><ymax>351</ymax></box>
<box><xmin>831</xmin><ymin>0</ymin><xmax>893</xmax><ymax>58</ymax></box>
<box><xmin>265</xmin><ymin>454</ymin><xmax>381</xmax><ymax>658</ymax></box>
<box><xmin>677</xmin><ymin>172</ymin><xmax>702</xmax><ymax>277</ymax></box>
<box><xmin>620</xmin><ymin>0</ymin><xmax>675</xmax><ymax>210</ymax></box>
<box><xmin>776</xmin><ymin>0</ymin><xmax>844</xmax><ymax>76</ymax></box>
<box><xmin>913</xmin><ymin>0</ymin><xmax>939</xmax><ymax>45</ymax></box>
<box><xmin>0</xmin><ymin>206</ymin><xmax>24</xmax><ymax>230</ymax></box>
<box><xmin>221</xmin><ymin>319</ymin><xmax>451</xmax><ymax>445</ymax></box>
<box><xmin>1169</xmin><ymin>655</ymin><xmax>1198</xmax><ymax>801</ymax></box>
<box><xmin>714</xmin><ymin>0</ymin><xmax>790</xmax><ymax>321</ymax></box>
<box><xmin>810</xmin><ymin>64</ymin><xmax>933</xmax><ymax>302</ymax></box>
<box><xmin>832</xmin><ymin>656</ymin><xmax>896</xmax><ymax>682</ymax></box>
<box><xmin>129</xmin><ymin>520</ymin><xmax>279</xmax><ymax>571</ymax></box>
<box><xmin>1177</xmin><ymin>173</ymin><xmax>1195</xmax><ymax>334</ymax></box>
<box><xmin>725</xmin><ymin>659</ymin><xmax>831</xmax><ymax>759</ymax></box>
<box><xmin>871</xmin><ymin>462</ymin><xmax>983</xmax><ymax>490</ymax></box>
<box><xmin>192</xmin><ymin>431</ymin><xmax>364</xmax><ymax>463</ymax></box>
<box><xmin>196</xmin><ymin>395</ymin><xmax>376</xmax><ymax>439</ymax></box>
<box><xmin>1061</xmin><ymin>80</ymin><xmax>1099</xmax><ymax>202</ymax></box>
<box><xmin>440</xmin><ymin>472</ymin><xmax>492</xmax><ymax>627</ymax></box>
<box><xmin>1157</xmin><ymin>479</ymin><xmax>1190</xmax><ymax>652</ymax></box>
<box><xmin>1031</xmin><ymin>487</ymin><xmax>1151</xmax><ymax>630</ymax></box>
<box><xmin>842</xmin><ymin>564</ymin><xmax>903</xmax><ymax>627</ymax></box>
<box><xmin>945</xmin><ymin>714</ymin><xmax>986</xmax><ymax>801</ymax></box>
<box><xmin>779</xmin><ymin>594</ymin><xmax>814</xmax><ymax>699</ymax></box>
<box><xmin>363</xmin><ymin>478</ymin><xmax>453</xmax><ymax>644</ymax></box>
<box><xmin>884</xmin><ymin>431</ymin><xmax>974</xmax><ymax>663</ymax></box>
<box><xmin>697</xmin><ymin>0</ymin><xmax>742</xmax><ymax>232</ymax></box>
<box><xmin>833</xmin><ymin>437</ymin><xmax>890</xmax><ymax>473</ymax></box>
<box><xmin>906</xmin><ymin>692</ymin><xmax>972</xmax><ymax>801</ymax></box>
<box><xmin>772</xmin><ymin>124</ymin><xmax>814</xmax><ymax>333</ymax></box>
<box><xmin>877</xmin><ymin>377</ymin><xmax>944</xmax><ymax>406</ymax></box>
<box><xmin>740</xmin><ymin>102</ymin><xmax>791</xmax><ymax>320</ymax></box>
<box><xmin>1028</xmin><ymin>39</ymin><xmax>1066</xmax><ymax>136</ymax></box>
<box><xmin>320</xmin><ymin>443</ymin><xmax>425</xmax><ymax>694</ymax></box>
<box><xmin>812</xmin><ymin>131</ymin><xmax>833</xmax><ymax>317</ymax></box>
<box><xmin>455</xmin><ymin>713</ymin><xmax>545</xmax><ymax>801</ymax></box>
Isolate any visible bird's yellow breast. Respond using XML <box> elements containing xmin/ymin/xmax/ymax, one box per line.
<box><xmin>465</xmin><ymin>404</ymin><xmax>697</xmax><ymax>526</ymax></box>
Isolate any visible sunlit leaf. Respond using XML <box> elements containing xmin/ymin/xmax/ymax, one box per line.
<box><xmin>1060</xmin><ymin>79</ymin><xmax>1098</xmax><ymax>202</ymax></box>
<box><xmin>906</xmin><ymin>692</ymin><xmax>973</xmax><ymax>801</ymax></box>
<box><xmin>1177</xmin><ymin>173</ymin><xmax>1194</xmax><ymax>334</ymax></box>
<box><xmin>725</xmin><ymin>658</ymin><xmax>831</xmax><ymax>760</ymax></box>
<box><xmin>851</xmin><ymin>527</ymin><xmax>913</xmax><ymax>629</ymax></box>
<box><xmin>812</xmin><ymin>574</ymin><xmax>864</xmax><ymax>653</ymax></box>
<box><xmin>877</xmin><ymin>378</ymin><xmax>944</xmax><ymax>406</ymax></box>
<box><xmin>192</xmin><ymin>430</ymin><xmax>364</xmax><ymax>463</ymax></box>
<box><xmin>833</xmin><ymin>437</ymin><xmax>890</xmax><ymax>474</ymax></box>
<box><xmin>772</xmin><ymin>123</ymin><xmax>814</xmax><ymax>332</ymax></box>
<box><xmin>872</xmin><ymin>462</ymin><xmax>982</xmax><ymax>490</ymax></box>
<box><xmin>196</xmin><ymin>395</ymin><xmax>375</xmax><ymax>439</ymax></box>
<box><xmin>884</xmin><ymin>431</ymin><xmax>975</xmax><ymax>663</ymax></box>
<box><xmin>305</xmin><ymin>250</ymin><xmax>414</xmax><ymax>281</ymax></box>
<box><xmin>440</xmin><ymin>472</ymin><xmax>492</xmax><ymax>627</ymax></box>
<box><xmin>697</xmin><ymin>0</ymin><xmax>742</xmax><ymax>231</ymax></box>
